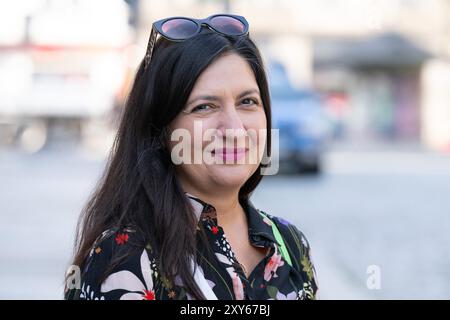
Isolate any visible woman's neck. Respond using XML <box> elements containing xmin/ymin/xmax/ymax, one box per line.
<box><xmin>183</xmin><ymin>185</ymin><xmax>246</xmax><ymax>228</ymax></box>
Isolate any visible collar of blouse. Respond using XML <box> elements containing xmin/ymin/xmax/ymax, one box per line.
<box><xmin>184</xmin><ymin>192</ymin><xmax>281</xmax><ymax>248</ymax></box>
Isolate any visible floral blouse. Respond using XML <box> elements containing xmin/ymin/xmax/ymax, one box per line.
<box><xmin>65</xmin><ymin>194</ymin><xmax>318</xmax><ymax>300</ymax></box>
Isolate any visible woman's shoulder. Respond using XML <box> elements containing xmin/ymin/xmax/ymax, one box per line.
<box><xmin>86</xmin><ymin>227</ymin><xmax>148</xmax><ymax>261</ymax></box>
<box><xmin>65</xmin><ymin>227</ymin><xmax>157</xmax><ymax>300</ymax></box>
<box><xmin>258</xmin><ymin>210</ymin><xmax>312</xmax><ymax>252</ymax></box>
<box><xmin>258</xmin><ymin>209</ymin><xmax>319</xmax><ymax>298</ymax></box>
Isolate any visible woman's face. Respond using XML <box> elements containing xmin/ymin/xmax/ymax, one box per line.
<box><xmin>168</xmin><ymin>52</ymin><xmax>267</xmax><ymax>195</ymax></box>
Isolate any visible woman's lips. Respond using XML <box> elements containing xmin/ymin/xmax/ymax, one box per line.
<box><xmin>211</xmin><ymin>148</ymin><xmax>248</xmax><ymax>162</ymax></box>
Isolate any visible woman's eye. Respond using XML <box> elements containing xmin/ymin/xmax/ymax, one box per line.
<box><xmin>240</xmin><ymin>98</ymin><xmax>259</xmax><ymax>107</ymax></box>
<box><xmin>191</xmin><ymin>104</ymin><xmax>213</xmax><ymax>113</ymax></box>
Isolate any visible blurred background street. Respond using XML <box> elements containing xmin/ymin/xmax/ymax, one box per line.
<box><xmin>1</xmin><ymin>142</ymin><xmax>450</xmax><ymax>299</ymax></box>
<box><xmin>1</xmin><ymin>0</ymin><xmax>450</xmax><ymax>299</ymax></box>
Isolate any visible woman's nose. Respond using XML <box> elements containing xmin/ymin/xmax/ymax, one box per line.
<box><xmin>214</xmin><ymin>106</ymin><xmax>248</xmax><ymax>147</ymax></box>
<box><xmin>217</xmin><ymin>104</ymin><xmax>246</xmax><ymax>133</ymax></box>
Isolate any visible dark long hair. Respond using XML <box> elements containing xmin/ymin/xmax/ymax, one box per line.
<box><xmin>69</xmin><ymin>29</ymin><xmax>272</xmax><ymax>299</ymax></box>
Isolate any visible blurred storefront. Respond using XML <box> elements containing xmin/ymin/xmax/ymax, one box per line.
<box><xmin>313</xmin><ymin>33</ymin><xmax>430</xmax><ymax>143</ymax></box>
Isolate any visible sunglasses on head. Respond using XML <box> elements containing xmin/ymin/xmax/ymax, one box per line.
<box><xmin>143</xmin><ymin>14</ymin><xmax>249</xmax><ymax>70</ymax></box>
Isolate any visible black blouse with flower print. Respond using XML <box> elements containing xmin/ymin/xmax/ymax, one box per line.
<box><xmin>65</xmin><ymin>194</ymin><xmax>318</xmax><ymax>300</ymax></box>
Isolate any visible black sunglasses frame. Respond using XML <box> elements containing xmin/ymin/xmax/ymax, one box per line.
<box><xmin>143</xmin><ymin>14</ymin><xmax>249</xmax><ymax>70</ymax></box>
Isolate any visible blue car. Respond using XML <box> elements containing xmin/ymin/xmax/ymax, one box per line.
<box><xmin>269</xmin><ymin>64</ymin><xmax>328</xmax><ymax>173</ymax></box>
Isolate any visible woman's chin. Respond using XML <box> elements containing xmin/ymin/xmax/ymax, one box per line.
<box><xmin>208</xmin><ymin>164</ymin><xmax>255</xmax><ymax>188</ymax></box>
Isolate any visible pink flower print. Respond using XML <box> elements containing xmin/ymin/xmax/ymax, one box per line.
<box><xmin>264</xmin><ymin>246</ymin><xmax>285</xmax><ymax>282</ymax></box>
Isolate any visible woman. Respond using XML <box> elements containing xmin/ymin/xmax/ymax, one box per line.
<box><xmin>65</xmin><ymin>14</ymin><xmax>318</xmax><ymax>300</ymax></box>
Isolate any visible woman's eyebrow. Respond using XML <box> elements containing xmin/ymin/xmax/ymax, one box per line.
<box><xmin>236</xmin><ymin>88</ymin><xmax>260</xmax><ymax>99</ymax></box>
<box><xmin>186</xmin><ymin>88</ymin><xmax>260</xmax><ymax>107</ymax></box>
<box><xmin>186</xmin><ymin>95</ymin><xmax>220</xmax><ymax>107</ymax></box>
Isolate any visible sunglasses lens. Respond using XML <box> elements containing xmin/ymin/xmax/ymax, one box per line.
<box><xmin>210</xmin><ymin>16</ymin><xmax>246</xmax><ymax>35</ymax></box>
<box><xmin>161</xmin><ymin>18</ymin><xmax>198</xmax><ymax>39</ymax></box>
